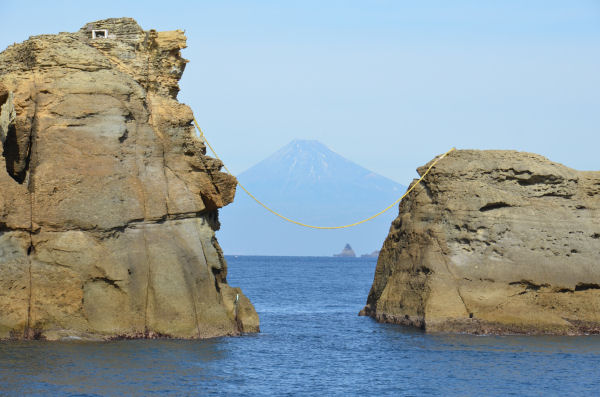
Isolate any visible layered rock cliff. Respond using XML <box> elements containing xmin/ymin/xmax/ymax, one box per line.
<box><xmin>0</xmin><ymin>18</ymin><xmax>259</xmax><ymax>340</ymax></box>
<box><xmin>360</xmin><ymin>150</ymin><xmax>600</xmax><ymax>335</ymax></box>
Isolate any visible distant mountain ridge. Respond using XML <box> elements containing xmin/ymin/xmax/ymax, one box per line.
<box><xmin>217</xmin><ymin>139</ymin><xmax>406</xmax><ymax>256</ymax></box>
<box><xmin>241</xmin><ymin>140</ymin><xmax>403</xmax><ymax>196</ymax></box>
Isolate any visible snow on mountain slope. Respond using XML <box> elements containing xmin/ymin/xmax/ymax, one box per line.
<box><xmin>217</xmin><ymin>140</ymin><xmax>406</xmax><ymax>256</ymax></box>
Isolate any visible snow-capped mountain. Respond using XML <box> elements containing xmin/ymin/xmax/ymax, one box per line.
<box><xmin>217</xmin><ymin>140</ymin><xmax>406</xmax><ymax>256</ymax></box>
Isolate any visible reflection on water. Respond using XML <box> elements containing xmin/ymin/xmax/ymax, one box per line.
<box><xmin>1</xmin><ymin>256</ymin><xmax>600</xmax><ymax>396</ymax></box>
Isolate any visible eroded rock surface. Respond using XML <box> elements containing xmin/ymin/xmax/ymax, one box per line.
<box><xmin>360</xmin><ymin>150</ymin><xmax>600</xmax><ymax>334</ymax></box>
<box><xmin>0</xmin><ymin>18</ymin><xmax>259</xmax><ymax>340</ymax></box>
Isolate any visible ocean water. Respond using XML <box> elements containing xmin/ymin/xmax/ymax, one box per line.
<box><xmin>1</xmin><ymin>256</ymin><xmax>600</xmax><ymax>396</ymax></box>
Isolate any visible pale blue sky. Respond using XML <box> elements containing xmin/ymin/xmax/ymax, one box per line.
<box><xmin>2</xmin><ymin>0</ymin><xmax>599</xmax><ymax>184</ymax></box>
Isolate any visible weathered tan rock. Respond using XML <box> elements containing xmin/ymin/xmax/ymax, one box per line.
<box><xmin>0</xmin><ymin>18</ymin><xmax>258</xmax><ymax>340</ymax></box>
<box><xmin>360</xmin><ymin>150</ymin><xmax>600</xmax><ymax>335</ymax></box>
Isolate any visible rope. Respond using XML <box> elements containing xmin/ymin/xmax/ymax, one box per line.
<box><xmin>193</xmin><ymin>117</ymin><xmax>455</xmax><ymax>229</ymax></box>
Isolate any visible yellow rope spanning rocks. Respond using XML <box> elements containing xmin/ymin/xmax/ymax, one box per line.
<box><xmin>193</xmin><ymin>117</ymin><xmax>455</xmax><ymax>229</ymax></box>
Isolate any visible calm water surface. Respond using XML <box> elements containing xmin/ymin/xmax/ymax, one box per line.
<box><xmin>1</xmin><ymin>256</ymin><xmax>600</xmax><ymax>396</ymax></box>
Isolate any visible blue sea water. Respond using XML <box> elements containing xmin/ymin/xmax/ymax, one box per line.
<box><xmin>1</xmin><ymin>255</ymin><xmax>600</xmax><ymax>396</ymax></box>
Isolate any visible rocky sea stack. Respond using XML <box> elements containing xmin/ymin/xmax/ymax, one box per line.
<box><xmin>360</xmin><ymin>150</ymin><xmax>600</xmax><ymax>335</ymax></box>
<box><xmin>334</xmin><ymin>244</ymin><xmax>356</xmax><ymax>258</ymax></box>
<box><xmin>0</xmin><ymin>18</ymin><xmax>259</xmax><ymax>340</ymax></box>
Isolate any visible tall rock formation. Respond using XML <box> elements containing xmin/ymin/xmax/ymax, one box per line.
<box><xmin>360</xmin><ymin>150</ymin><xmax>600</xmax><ymax>335</ymax></box>
<box><xmin>0</xmin><ymin>18</ymin><xmax>259</xmax><ymax>340</ymax></box>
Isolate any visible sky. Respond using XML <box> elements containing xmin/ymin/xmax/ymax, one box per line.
<box><xmin>1</xmin><ymin>0</ymin><xmax>599</xmax><ymax>185</ymax></box>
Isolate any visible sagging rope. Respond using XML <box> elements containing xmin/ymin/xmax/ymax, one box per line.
<box><xmin>193</xmin><ymin>117</ymin><xmax>455</xmax><ymax>229</ymax></box>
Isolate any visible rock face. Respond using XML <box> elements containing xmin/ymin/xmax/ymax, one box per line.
<box><xmin>334</xmin><ymin>244</ymin><xmax>356</xmax><ymax>258</ymax></box>
<box><xmin>0</xmin><ymin>18</ymin><xmax>259</xmax><ymax>340</ymax></box>
<box><xmin>360</xmin><ymin>150</ymin><xmax>600</xmax><ymax>335</ymax></box>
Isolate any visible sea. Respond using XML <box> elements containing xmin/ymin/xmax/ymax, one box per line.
<box><xmin>1</xmin><ymin>256</ymin><xmax>600</xmax><ymax>396</ymax></box>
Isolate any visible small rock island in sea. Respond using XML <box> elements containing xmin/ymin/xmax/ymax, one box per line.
<box><xmin>361</xmin><ymin>250</ymin><xmax>380</xmax><ymax>258</ymax></box>
<box><xmin>334</xmin><ymin>244</ymin><xmax>356</xmax><ymax>257</ymax></box>
<box><xmin>0</xmin><ymin>18</ymin><xmax>258</xmax><ymax>340</ymax></box>
<box><xmin>361</xmin><ymin>150</ymin><xmax>600</xmax><ymax>335</ymax></box>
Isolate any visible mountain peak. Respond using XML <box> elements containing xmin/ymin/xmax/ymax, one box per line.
<box><xmin>280</xmin><ymin>139</ymin><xmax>334</xmax><ymax>157</ymax></box>
<box><xmin>288</xmin><ymin>139</ymin><xmax>328</xmax><ymax>149</ymax></box>
<box><xmin>219</xmin><ymin>139</ymin><xmax>407</xmax><ymax>256</ymax></box>
<box><xmin>239</xmin><ymin>139</ymin><xmax>347</xmax><ymax>183</ymax></box>
<box><xmin>239</xmin><ymin>139</ymin><xmax>403</xmax><ymax>194</ymax></box>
